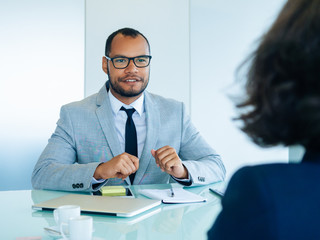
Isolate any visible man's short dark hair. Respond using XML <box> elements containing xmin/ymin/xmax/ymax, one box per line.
<box><xmin>236</xmin><ymin>0</ymin><xmax>320</xmax><ymax>150</ymax></box>
<box><xmin>105</xmin><ymin>28</ymin><xmax>150</xmax><ymax>56</ymax></box>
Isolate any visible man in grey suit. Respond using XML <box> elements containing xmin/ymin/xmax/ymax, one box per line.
<box><xmin>32</xmin><ymin>28</ymin><xmax>225</xmax><ymax>192</ymax></box>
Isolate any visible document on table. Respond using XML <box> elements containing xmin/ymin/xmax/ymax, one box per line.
<box><xmin>138</xmin><ymin>188</ymin><xmax>207</xmax><ymax>203</ymax></box>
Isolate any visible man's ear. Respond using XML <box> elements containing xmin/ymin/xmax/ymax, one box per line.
<box><xmin>102</xmin><ymin>56</ymin><xmax>108</xmax><ymax>74</ymax></box>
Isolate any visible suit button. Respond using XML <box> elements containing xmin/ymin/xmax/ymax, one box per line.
<box><xmin>80</xmin><ymin>183</ymin><xmax>83</xmax><ymax>188</ymax></box>
<box><xmin>76</xmin><ymin>183</ymin><xmax>80</xmax><ymax>188</ymax></box>
<box><xmin>72</xmin><ymin>184</ymin><xmax>76</xmax><ymax>189</ymax></box>
<box><xmin>198</xmin><ymin>177</ymin><xmax>205</xmax><ymax>182</ymax></box>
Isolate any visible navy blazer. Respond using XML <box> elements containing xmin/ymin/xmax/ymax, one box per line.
<box><xmin>208</xmin><ymin>151</ymin><xmax>320</xmax><ymax>240</ymax></box>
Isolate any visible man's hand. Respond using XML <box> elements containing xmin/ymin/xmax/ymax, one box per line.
<box><xmin>93</xmin><ymin>153</ymin><xmax>139</xmax><ymax>180</ymax></box>
<box><xmin>151</xmin><ymin>146</ymin><xmax>188</xmax><ymax>179</ymax></box>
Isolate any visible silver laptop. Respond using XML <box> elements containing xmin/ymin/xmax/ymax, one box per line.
<box><xmin>32</xmin><ymin>194</ymin><xmax>161</xmax><ymax>217</ymax></box>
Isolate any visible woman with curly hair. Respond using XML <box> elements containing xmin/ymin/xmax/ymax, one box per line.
<box><xmin>208</xmin><ymin>0</ymin><xmax>320</xmax><ymax>239</ymax></box>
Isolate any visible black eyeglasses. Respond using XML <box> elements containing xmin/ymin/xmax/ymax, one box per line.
<box><xmin>105</xmin><ymin>55</ymin><xmax>152</xmax><ymax>69</ymax></box>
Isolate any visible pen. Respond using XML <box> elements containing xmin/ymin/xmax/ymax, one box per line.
<box><xmin>170</xmin><ymin>187</ymin><xmax>175</xmax><ymax>197</ymax></box>
<box><xmin>209</xmin><ymin>188</ymin><xmax>224</xmax><ymax>198</ymax></box>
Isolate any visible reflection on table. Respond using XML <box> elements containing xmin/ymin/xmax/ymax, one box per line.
<box><xmin>2</xmin><ymin>183</ymin><xmax>224</xmax><ymax>240</ymax></box>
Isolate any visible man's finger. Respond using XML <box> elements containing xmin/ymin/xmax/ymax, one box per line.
<box><xmin>151</xmin><ymin>149</ymin><xmax>160</xmax><ymax>166</ymax></box>
<box><xmin>127</xmin><ymin>154</ymin><xmax>139</xmax><ymax>170</ymax></box>
<box><xmin>151</xmin><ymin>149</ymin><xmax>156</xmax><ymax>157</ymax></box>
<box><xmin>159</xmin><ymin>154</ymin><xmax>175</xmax><ymax>170</ymax></box>
<box><xmin>119</xmin><ymin>163</ymin><xmax>131</xmax><ymax>176</ymax></box>
<box><xmin>156</xmin><ymin>147</ymin><xmax>176</xmax><ymax>161</ymax></box>
<box><xmin>123</xmin><ymin>161</ymin><xmax>136</xmax><ymax>174</ymax></box>
<box><xmin>164</xmin><ymin>160</ymin><xmax>175</xmax><ymax>172</ymax></box>
<box><xmin>154</xmin><ymin>145</ymin><xmax>171</xmax><ymax>156</ymax></box>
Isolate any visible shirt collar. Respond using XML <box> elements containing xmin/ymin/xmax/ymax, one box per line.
<box><xmin>108</xmin><ymin>91</ymin><xmax>145</xmax><ymax>116</ymax></box>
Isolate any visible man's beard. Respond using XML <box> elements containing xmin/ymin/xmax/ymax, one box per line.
<box><xmin>108</xmin><ymin>73</ymin><xmax>149</xmax><ymax>97</ymax></box>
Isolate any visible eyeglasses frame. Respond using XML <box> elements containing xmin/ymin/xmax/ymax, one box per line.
<box><xmin>105</xmin><ymin>55</ymin><xmax>152</xmax><ymax>69</ymax></box>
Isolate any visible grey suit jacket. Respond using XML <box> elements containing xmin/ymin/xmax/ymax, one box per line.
<box><xmin>32</xmin><ymin>84</ymin><xmax>225</xmax><ymax>192</ymax></box>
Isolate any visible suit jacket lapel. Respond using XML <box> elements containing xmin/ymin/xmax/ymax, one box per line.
<box><xmin>135</xmin><ymin>92</ymin><xmax>160</xmax><ymax>184</ymax></box>
<box><xmin>95</xmin><ymin>85</ymin><xmax>123</xmax><ymax>159</ymax></box>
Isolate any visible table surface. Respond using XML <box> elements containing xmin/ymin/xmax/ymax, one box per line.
<box><xmin>2</xmin><ymin>182</ymin><xmax>224</xmax><ymax>240</ymax></box>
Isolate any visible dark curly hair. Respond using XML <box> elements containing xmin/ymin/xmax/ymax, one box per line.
<box><xmin>237</xmin><ymin>0</ymin><xmax>320</xmax><ymax>150</ymax></box>
<box><xmin>105</xmin><ymin>27</ymin><xmax>150</xmax><ymax>56</ymax></box>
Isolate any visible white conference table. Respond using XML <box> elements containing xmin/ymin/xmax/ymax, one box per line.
<box><xmin>2</xmin><ymin>182</ymin><xmax>224</xmax><ymax>240</ymax></box>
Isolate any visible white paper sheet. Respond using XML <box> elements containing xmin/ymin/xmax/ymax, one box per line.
<box><xmin>138</xmin><ymin>188</ymin><xmax>207</xmax><ymax>204</ymax></box>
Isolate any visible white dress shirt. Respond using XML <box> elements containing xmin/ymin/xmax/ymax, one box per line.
<box><xmin>108</xmin><ymin>91</ymin><xmax>146</xmax><ymax>158</ymax></box>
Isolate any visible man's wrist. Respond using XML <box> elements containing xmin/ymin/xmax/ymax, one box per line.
<box><xmin>93</xmin><ymin>163</ymin><xmax>104</xmax><ymax>179</ymax></box>
<box><xmin>174</xmin><ymin>165</ymin><xmax>188</xmax><ymax>179</ymax></box>
<box><xmin>171</xmin><ymin>168</ymin><xmax>192</xmax><ymax>186</ymax></box>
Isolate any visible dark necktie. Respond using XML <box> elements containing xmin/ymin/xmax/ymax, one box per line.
<box><xmin>120</xmin><ymin>106</ymin><xmax>137</xmax><ymax>184</ymax></box>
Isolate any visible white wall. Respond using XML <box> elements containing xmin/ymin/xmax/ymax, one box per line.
<box><xmin>190</xmin><ymin>0</ymin><xmax>288</xmax><ymax>179</ymax></box>
<box><xmin>0</xmin><ymin>0</ymin><xmax>84</xmax><ymax>190</ymax></box>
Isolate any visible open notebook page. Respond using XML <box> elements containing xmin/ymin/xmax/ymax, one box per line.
<box><xmin>138</xmin><ymin>188</ymin><xmax>207</xmax><ymax>203</ymax></box>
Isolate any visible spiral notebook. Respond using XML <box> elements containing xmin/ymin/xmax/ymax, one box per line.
<box><xmin>138</xmin><ymin>188</ymin><xmax>207</xmax><ymax>204</ymax></box>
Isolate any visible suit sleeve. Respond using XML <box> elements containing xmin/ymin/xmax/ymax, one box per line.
<box><xmin>31</xmin><ymin>105</ymin><xmax>105</xmax><ymax>192</ymax></box>
<box><xmin>178</xmin><ymin>103</ymin><xmax>226</xmax><ymax>186</ymax></box>
<box><xmin>208</xmin><ymin>167</ymin><xmax>274</xmax><ymax>239</ymax></box>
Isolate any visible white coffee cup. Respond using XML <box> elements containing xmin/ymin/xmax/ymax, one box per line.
<box><xmin>53</xmin><ymin>205</ymin><xmax>81</xmax><ymax>228</ymax></box>
<box><xmin>60</xmin><ymin>216</ymin><xmax>93</xmax><ymax>240</ymax></box>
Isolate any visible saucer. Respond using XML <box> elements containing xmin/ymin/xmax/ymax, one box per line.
<box><xmin>45</xmin><ymin>225</ymin><xmax>98</xmax><ymax>239</ymax></box>
<box><xmin>44</xmin><ymin>225</ymin><xmax>63</xmax><ymax>238</ymax></box>
<box><xmin>57</xmin><ymin>237</ymin><xmax>103</xmax><ymax>240</ymax></box>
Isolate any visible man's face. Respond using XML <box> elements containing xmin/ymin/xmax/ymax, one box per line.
<box><xmin>102</xmin><ymin>34</ymin><xmax>150</xmax><ymax>103</ymax></box>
